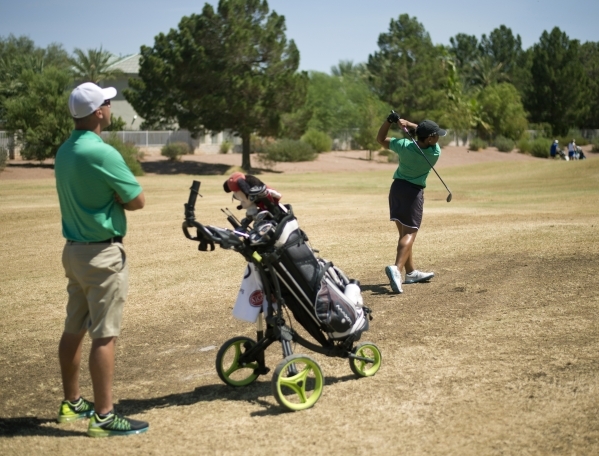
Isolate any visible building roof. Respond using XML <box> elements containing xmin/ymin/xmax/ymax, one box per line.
<box><xmin>108</xmin><ymin>54</ymin><xmax>140</xmax><ymax>74</ymax></box>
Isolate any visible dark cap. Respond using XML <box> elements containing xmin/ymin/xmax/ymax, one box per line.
<box><xmin>416</xmin><ymin>120</ymin><xmax>447</xmax><ymax>138</ymax></box>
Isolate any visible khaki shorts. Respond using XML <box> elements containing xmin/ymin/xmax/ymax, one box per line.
<box><xmin>62</xmin><ymin>241</ymin><xmax>128</xmax><ymax>339</ymax></box>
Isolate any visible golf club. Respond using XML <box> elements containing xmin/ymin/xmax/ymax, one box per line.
<box><xmin>392</xmin><ymin>111</ymin><xmax>453</xmax><ymax>203</ymax></box>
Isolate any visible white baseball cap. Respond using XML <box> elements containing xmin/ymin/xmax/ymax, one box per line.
<box><xmin>68</xmin><ymin>82</ymin><xmax>117</xmax><ymax>118</ymax></box>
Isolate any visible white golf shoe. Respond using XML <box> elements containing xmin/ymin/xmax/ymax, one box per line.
<box><xmin>404</xmin><ymin>270</ymin><xmax>435</xmax><ymax>284</ymax></box>
<box><xmin>385</xmin><ymin>265</ymin><xmax>403</xmax><ymax>294</ymax></box>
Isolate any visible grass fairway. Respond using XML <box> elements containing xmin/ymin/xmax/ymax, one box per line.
<box><xmin>1</xmin><ymin>158</ymin><xmax>598</xmax><ymax>455</ymax></box>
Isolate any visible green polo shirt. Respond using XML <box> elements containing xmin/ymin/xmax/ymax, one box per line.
<box><xmin>55</xmin><ymin>130</ymin><xmax>142</xmax><ymax>242</ymax></box>
<box><xmin>389</xmin><ymin>137</ymin><xmax>441</xmax><ymax>188</ymax></box>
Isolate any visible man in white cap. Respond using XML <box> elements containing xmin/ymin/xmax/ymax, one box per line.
<box><xmin>568</xmin><ymin>139</ymin><xmax>576</xmax><ymax>160</ymax></box>
<box><xmin>54</xmin><ymin>82</ymin><xmax>148</xmax><ymax>437</ymax></box>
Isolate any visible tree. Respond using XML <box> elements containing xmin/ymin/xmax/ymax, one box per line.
<box><xmin>477</xmin><ymin>83</ymin><xmax>528</xmax><ymax>140</ymax></box>
<box><xmin>479</xmin><ymin>26</ymin><xmax>523</xmax><ymax>76</ymax></box>
<box><xmin>69</xmin><ymin>47</ymin><xmax>123</xmax><ymax>83</ymax></box>
<box><xmin>103</xmin><ymin>114</ymin><xmax>127</xmax><ymax>131</ymax></box>
<box><xmin>125</xmin><ymin>0</ymin><xmax>307</xmax><ymax>170</ymax></box>
<box><xmin>0</xmin><ymin>35</ymin><xmax>69</xmax><ymax>127</ymax></box>
<box><xmin>441</xmin><ymin>58</ymin><xmax>477</xmax><ymax>143</ymax></box>
<box><xmin>479</xmin><ymin>25</ymin><xmax>530</xmax><ymax>96</ymax></box>
<box><xmin>353</xmin><ymin>96</ymin><xmax>388</xmax><ymax>159</ymax></box>
<box><xmin>448</xmin><ymin>27</ymin><xmax>531</xmax><ymax>96</ymax></box>
<box><xmin>331</xmin><ymin>60</ymin><xmax>367</xmax><ymax>78</ymax></box>
<box><xmin>4</xmin><ymin>67</ymin><xmax>73</xmax><ymax>161</ymax></box>
<box><xmin>470</xmin><ymin>55</ymin><xmax>509</xmax><ymax>88</ymax></box>
<box><xmin>527</xmin><ymin>28</ymin><xmax>588</xmax><ymax>135</ymax></box>
<box><xmin>449</xmin><ymin>34</ymin><xmax>479</xmax><ymax>70</ymax></box>
<box><xmin>300</xmin><ymin>71</ymin><xmax>355</xmax><ymax>137</ymax></box>
<box><xmin>280</xmin><ymin>64</ymin><xmax>391</xmax><ymax>150</ymax></box>
<box><xmin>448</xmin><ymin>33</ymin><xmax>480</xmax><ymax>87</ymax></box>
<box><xmin>579</xmin><ymin>41</ymin><xmax>599</xmax><ymax>129</ymax></box>
<box><xmin>0</xmin><ymin>35</ymin><xmax>68</xmax><ymax>66</ymax></box>
<box><xmin>367</xmin><ymin>14</ymin><xmax>447</xmax><ymax>121</ymax></box>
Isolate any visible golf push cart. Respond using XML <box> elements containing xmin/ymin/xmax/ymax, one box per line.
<box><xmin>182</xmin><ymin>179</ymin><xmax>382</xmax><ymax>411</ymax></box>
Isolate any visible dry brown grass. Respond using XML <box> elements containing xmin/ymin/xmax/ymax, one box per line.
<box><xmin>1</xmin><ymin>158</ymin><xmax>599</xmax><ymax>455</ymax></box>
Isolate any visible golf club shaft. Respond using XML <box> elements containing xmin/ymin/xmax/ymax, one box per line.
<box><xmin>402</xmin><ymin>126</ymin><xmax>452</xmax><ymax>199</ymax></box>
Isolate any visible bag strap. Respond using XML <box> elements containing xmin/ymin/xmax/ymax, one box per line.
<box><xmin>316</xmin><ymin>261</ymin><xmax>333</xmax><ymax>286</ymax></box>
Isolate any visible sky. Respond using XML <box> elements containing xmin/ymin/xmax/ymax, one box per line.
<box><xmin>1</xmin><ymin>0</ymin><xmax>598</xmax><ymax>73</ymax></box>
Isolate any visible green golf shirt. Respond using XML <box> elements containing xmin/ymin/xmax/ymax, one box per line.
<box><xmin>389</xmin><ymin>137</ymin><xmax>441</xmax><ymax>188</ymax></box>
<box><xmin>55</xmin><ymin>130</ymin><xmax>142</xmax><ymax>242</ymax></box>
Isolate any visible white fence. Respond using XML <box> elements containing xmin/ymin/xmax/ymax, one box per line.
<box><xmin>99</xmin><ymin>130</ymin><xmax>241</xmax><ymax>151</ymax></box>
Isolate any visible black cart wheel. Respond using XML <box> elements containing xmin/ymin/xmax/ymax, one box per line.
<box><xmin>215</xmin><ymin>336</ymin><xmax>260</xmax><ymax>387</ymax></box>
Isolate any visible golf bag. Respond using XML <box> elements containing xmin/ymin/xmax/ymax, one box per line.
<box><xmin>263</xmin><ymin>215</ymin><xmax>369</xmax><ymax>344</ymax></box>
<box><xmin>182</xmin><ymin>179</ymin><xmax>379</xmax><ymax>411</ymax></box>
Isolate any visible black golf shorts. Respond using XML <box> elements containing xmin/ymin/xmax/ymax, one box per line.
<box><xmin>389</xmin><ymin>179</ymin><xmax>424</xmax><ymax>229</ymax></box>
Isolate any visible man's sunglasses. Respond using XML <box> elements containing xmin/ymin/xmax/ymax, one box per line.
<box><xmin>101</xmin><ymin>99</ymin><xmax>111</xmax><ymax>107</ymax></box>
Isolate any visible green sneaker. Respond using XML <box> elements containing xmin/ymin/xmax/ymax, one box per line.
<box><xmin>87</xmin><ymin>411</ymin><xmax>149</xmax><ymax>438</ymax></box>
<box><xmin>57</xmin><ymin>397</ymin><xmax>95</xmax><ymax>423</ymax></box>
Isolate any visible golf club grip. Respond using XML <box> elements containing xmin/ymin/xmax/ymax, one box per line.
<box><xmin>187</xmin><ymin>180</ymin><xmax>201</xmax><ymax>209</ymax></box>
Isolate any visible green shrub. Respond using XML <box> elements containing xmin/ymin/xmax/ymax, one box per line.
<box><xmin>0</xmin><ymin>146</ymin><xmax>7</xmax><ymax>171</ymax></box>
<box><xmin>469</xmin><ymin>138</ymin><xmax>487</xmax><ymax>151</ymax></box>
<box><xmin>104</xmin><ymin>134</ymin><xmax>145</xmax><ymax>176</ymax></box>
<box><xmin>250</xmin><ymin>135</ymin><xmax>274</xmax><ymax>154</ymax></box>
<box><xmin>494</xmin><ymin>135</ymin><xmax>515</xmax><ymax>152</ymax></box>
<box><xmin>528</xmin><ymin>123</ymin><xmax>552</xmax><ymax>138</ymax></box>
<box><xmin>104</xmin><ymin>114</ymin><xmax>127</xmax><ymax>132</ymax></box>
<box><xmin>220</xmin><ymin>140</ymin><xmax>232</xmax><ymax>154</ymax></box>
<box><xmin>591</xmin><ymin>138</ymin><xmax>599</xmax><ymax>152</ymax></box>
<box><xmin>378</xmin><ymin>149</ymin><xmax>392</xmax><ymax>157</ymax></box>
<box><xmin>387</xmin><ymin>153</ymin><xmax>398</xmax><ymax>164</ymax></box>
<box><xmin>300</xmin><ymin>129</ymin><xmax>332</xmax><ymax>153</ymax></box>
<box><xmin>517</xmin><ymin>138</ymin><xmax>532</xmax><ymax>154</ymax></box>
<box><xmin>161</xmin><ymin>141</ymin><xmax>190</xmax><ymax>161</ymax></box>
<box><xmin>557</xmin><ymin>132</ymin><xmax>588</xmax><ymax>147</ymax></box>
<box><xmin>259</xmin><ymin>139</ymin><xmax>317</xmax><ymax>164</ymax></box>
<box><xmin>530</xmin><ymin>138</ymin><xmax>552</xmax><ymax>158</ymax></box>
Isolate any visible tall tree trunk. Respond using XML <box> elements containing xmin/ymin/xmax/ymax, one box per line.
<box><xmin>241</xmin><ymin>131</ymin><xmax>251</xmax><ymax>171</ymax></box>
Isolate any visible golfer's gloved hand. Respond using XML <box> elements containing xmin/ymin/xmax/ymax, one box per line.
<box><xmin>387</xmin><ymin>111</ymin><xmax>400</xmax><ymax>124</ymax></box>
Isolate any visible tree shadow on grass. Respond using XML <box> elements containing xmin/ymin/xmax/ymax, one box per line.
<box><xmin>140</xmin><ymin>160</ymin><xmax>280</xmax><ymax>176</ymax></box>
<box><xmin>141</xmin><ymin>161</ymin><xmax>232</xmax><ymax>175</ymax></box>
<box><xmin>7</xmin><ymin>162</ymin><xmax>55</xmax><ymax>169</ymax></box>
<box><xmin>0</xmin><ymin>417</ymin><xmax>86</xmax><ymax>438</ymax></box>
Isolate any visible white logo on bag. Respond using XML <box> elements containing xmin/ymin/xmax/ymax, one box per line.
<box><xmin>334</xmin><ymin>302</ymin><xmax>351</xmax><ymax>324</ymax></box>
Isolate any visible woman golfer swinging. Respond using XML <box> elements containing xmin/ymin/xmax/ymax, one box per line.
<box><xmin>376</xmin><ymin>111</ymin><xmax>447</xmax><ymax>294</ymax></box>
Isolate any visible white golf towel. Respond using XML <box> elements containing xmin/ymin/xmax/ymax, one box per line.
<box><xmin>232</xmin><ymin>263</ymin><xmax>268</xmax><ymax>323</ymax></box>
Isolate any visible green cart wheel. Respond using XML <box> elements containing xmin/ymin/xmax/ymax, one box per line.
<box><xmin>271</xmin><ymin>354</ymin><xmax>324</xmax><ymax>411</ymax></box>
<box><xmin>215</xmin><ymin>336</ymin><xmax>260</xmax><ymax>387</ymax></box>
<box><xmin>349</xmin><ymin>342</ymin><xmax>382</xmax><ymax>377</ymax></box>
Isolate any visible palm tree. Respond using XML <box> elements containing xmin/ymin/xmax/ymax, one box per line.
<box><xmin>331</xmin><ymin>60</ymin><xmax>367</xmax><ymax>78</ymax></box>
<box><xmin>69</xmin><ymin>47</ymin><xmax>123</xmax><ymax>83</ymax></box>
<box><xmin>470</xmin><ymin>55</ymin><xmax>509</xmax><ymax>88</ymax></box>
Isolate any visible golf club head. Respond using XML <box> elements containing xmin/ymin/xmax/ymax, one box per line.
<box><xmin>446</xmin><ymin>193</ymin><xmax>452</xmax><ymax>203</ymax></box>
